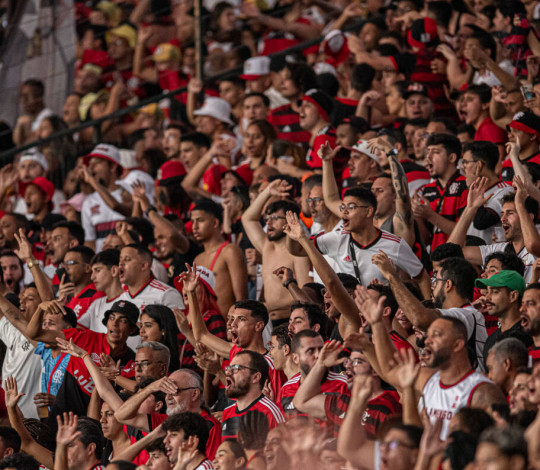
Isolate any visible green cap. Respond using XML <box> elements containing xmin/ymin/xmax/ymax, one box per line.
<box><xmin>475</xmin><ymin>270</ymin><xmax>526</xmax><ymax>295</ymax></box>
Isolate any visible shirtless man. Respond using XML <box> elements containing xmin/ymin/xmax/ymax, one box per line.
<box><xmin>242</xmin><ymin>179</ymin><xmax>312</xmax><ymax>320</ymax></box>
<box><xmin>192</xmin><ymin>199</ymin><xmax>248</xmax><ymax>316</ymax></box>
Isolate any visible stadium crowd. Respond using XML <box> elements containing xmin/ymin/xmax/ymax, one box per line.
<box><xmin>0</xmin><ymin>0</ymin><xmax>540</xmax><ymax>468</ymax></box>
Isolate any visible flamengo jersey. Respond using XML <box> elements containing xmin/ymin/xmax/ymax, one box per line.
<box><xmin>221</xmin><ymin>394</ymin><xmax>285</xmax><ymax>440</ymax></box>
<box><xmin>118</xmin><ymin>277</ymin><xmax>185</xmax><ymax>313</ymax></box>
<box><xmin>400</xmin><ymin>159</ymin><xmax>430</xmax><ymax>197</ymax></box>
<box><xmin>279</xmin><ymin>371</ymin><xmax>349</xmax><ymax>415</ymax></box>
<box><xmin>267</xmin><ymin>104</ymin><xmax>311</xmax><ymax>145</ymax></box>
<box><xmin>81</xmin><ymin>189</ymin><xmax>125</xmax><ymax>252</ymax></box>
<box><xmin>315</xmin><ymin>229</ymin><xmax>424</xmax><ymax>285</ymax></box>
<box><xmin>78</xmin><ymin>294</ymin><xmax>123</xmax><ymax>333</ymax></box>
<box><xmin>479</xmin><ymin>242</ymin><xmax>537</xmax><ymax>283</ymax></box>
<box><xmin>420</xmin><ymin>369</ymin><xmax>492</xmax><ymax>440</ymax></box>
<box><xmin>194</xmin><ymin>459</ymin><xmax>214</xmax><ymax>470</ymax></box>
<box><xmin>466</xmin><ymin>182</ymin><xmax>513</xmax><ymax>244</ymax></box>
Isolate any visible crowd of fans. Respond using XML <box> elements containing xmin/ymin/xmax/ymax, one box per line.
<box><xmin>0</xmin><ymin>0</ymin><xmax>539</xmax><ymax>468</ymax></box>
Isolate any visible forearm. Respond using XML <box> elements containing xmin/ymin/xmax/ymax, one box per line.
<box><xmin>27</xmin><ymin>262</ymin><xmax>54</xmax><ymax>301</ymax></box>
<box><xmin>114</xmin><ymin>426</ymin><xmax>162</xmax><ymax>462</ymax></box>
<box><xmin>401</xmin><ymin>386</ymin><xmax>422</xmax><ymax>426</ymax></box>
<box><xmin>293</xmin><ymin>361</ymin><xmax>326</xmax><ymax>410</ymax></box>
<box><xmin>181</xmin><ymin>152</ymin><xmax>213</xmax><ymax>192</ymax></box>
<box><xmin>83</xmin><ymin>355</ymin><xmax>124</xmax><ymax>410</ymax></box>
<box><xmin>389</xmin><ymin>155</ymin><xmax>414</xmax><ymax>245</ymax></box>
<box><xmin>426</xmin><ymin>212</ymin><xmax>457</xmax><ymax>235</ymax></box>
<box><xmin>337</xmin><ymin>396</ymin><xmax>371</xmax><ymax>465</ymax></box>
<box><xmin>387</xmin><ymin>272</ymin><xmax>439</xmax><ymax>330</ymax></box>
<box><xmin>517</xmin><ymin>203</ymin><xmax>540</xmax><ymax>256</ymax></box>
<box><xmin>133</xmin><ymin>42</ymin><xmax>145</xmax><ymax>77</ymax></box>
<box><xmin>446</xmin><ymin>206</ymin><xmax>478</xmax><ymax>246</ymax></box>
<box><xmin>370</xmin><ymin>322</ymin><xmax>399</xmax><ymax>380</ymax></box>
<box><xmin>416</xmin><ymin>270</ymin><xmax>432</xmax><ymax>300</ymax></box>
<box><xmin>87</xmin><ymin>389</ymin><xmax>102</xmax><ymax>421</ymax></box>
<box><xmin>54</xmin><ymin>445</ymin><xmax>68</xmax><ymax>470</ymax></box>
<box><xmin>243</xmin><ymin>186</ymin><xmax>271</xmax><ymax>221</ymax></box>
<box><xmin>0</xmin><ymin>299</ymin><xmax>28</xmax><ymax>336</ymax></box>
<box><xmin>114</xmin><ymin>376</ymin><xmax>137</xmax><ymax>393</ymax></box>
<box><xmin>115</xmin><ymin>388</ymin><xmax>153</xmax><ymax>422</ymax></box>
<box><xmin>490</xmin><ymin>99</ymin><xmax>507</xmax><ymax>121</ymax></box>
<box><xmin>92</xmin><ymin>183</ymin><xmax>131</xmax><ymax>217</ymax></box>
<box><xmin>322</xmin><ymin>160</ymin><xmax>342</xmax><ymax>216</ymax></box>
<box><xmin>486</xmin><ymin>58</ymin><xmax>520</xmax><ymax>90</ymax></box>
<box><xmin>446</xmin><ymin>59</ymin><xmax>470</xmax><ymax>90</ymax></box>
<box><xmin>286</xmin><ymin>237</ymin><xmax>308</xmax><ymax>257</ymax></box>
<box><xmin>258</xmin><ymin>15</ymin><xmax>320</xmax><ymax>39</ymax></box>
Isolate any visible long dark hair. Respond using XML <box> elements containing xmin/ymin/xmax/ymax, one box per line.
<box><xmin>141</xmin><ymin>304</ymin><xmax>180</xmax><ymax>372</ymax></box>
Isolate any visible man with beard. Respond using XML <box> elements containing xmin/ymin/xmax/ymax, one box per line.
<box><xmin>221</xmin><ymin>350</ymin><xmax>285</xmax><ymax>440</ymax></box>
<box><xmin>475</xmin><ymin>271</ymin><xmax>527</xmax><ymax>364</ymax></box>
<box><xmin>363</xmin><ymin>288</ymin><xmax>506</xmax><ymax>439</ymax></box>
<box><xmin>373</xmin><ymin>253</ymin><xmax>488</xmax><ymax>371</ymax></box>
<box><xmin>242</xmin><ymin>180</ymin><xmax>312</xmax><ymax>321</ymax></box>
<box><xmin>280</xmin><ymin>330</ymin><xmax>349</xmax><ymax>417</ymax></box>
<box><xmin>47</xmin><ymin>221</ymin><xmax>84</xmax><ymax>284</ymax></box>
<box><xmin>0</xmin><ymin>251</ymin><xmax>24</xmax><ymax>295</ymax></box>
<box><xmin>114</xmin><ymin>370</ymin><xmax>221</xmax><ymax>459</ymax></box>
<box><xmin>192</xmin><ymin>200</ymin><xmax>247</xmax><ymax>316</ymax></box>
<box><xmin>448</xmin><ymin>183</ymin><xmax>538</xmax><ymax>282</ymax></box>
<box><xmin>520</xmin><ymin>284</ymin><xmax>540</xmax><ymax>365</ymax></box>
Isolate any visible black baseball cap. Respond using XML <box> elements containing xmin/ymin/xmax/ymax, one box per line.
<box><xmin>102</xmin><ymin>300</ymin><xmax>140</xmax><ymax>336</ymax></box>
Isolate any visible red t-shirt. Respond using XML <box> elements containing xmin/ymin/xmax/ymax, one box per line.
<box><xmin>306</xmin><ymin>126</ymin><xmax>337</xmax><ymax>169</ymax></box>
<box><xmin>474</xmin><ymin>117</ymin><xmax>507</xmax><ymax>145</ymax></box>
<box><xmin>67</xmin><ymin>283</ymin><xmax>105</xmax><ymax>320</ymax></box>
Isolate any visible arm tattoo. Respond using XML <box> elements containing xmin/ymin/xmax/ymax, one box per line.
<box><xmin>389</xmin><ymin>155</ymin><xmax>412</xmax><ymax>225</ymax></box>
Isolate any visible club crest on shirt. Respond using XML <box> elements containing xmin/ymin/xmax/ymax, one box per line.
<box><xmin>91</xmin><ymin>204</ymin><xmax>100</xmax><ymax>215</ymax></box>
<box><xmin>449</xmin><ymin>182</ymin><xmax>460</xmax><ymax>195</ymax></box>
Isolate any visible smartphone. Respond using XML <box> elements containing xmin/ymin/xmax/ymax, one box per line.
<box><xmin>56</xmin><ymin>267</ymin><xmax>70</xmax><ymax>284</ymax></box>
<box><xmin>521</xmin><ymin>84</ymin><xmax>534</xmax><ymax>101</ymax></box>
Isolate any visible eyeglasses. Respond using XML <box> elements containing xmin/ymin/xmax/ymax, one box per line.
<box><xmin>306</xmin><ymin>197</ymin><xmax>324</xmax><ymax>205</ymax></box>
<box><xmin>224</xmin><ymin>364</ymin><xmax>258</xmax><ymax>374</ymax></box>
<box><xmin>264</xmin><ymin>215</ymin><xmax>287</xmax><ymax>223</ymax></box>
<box><xmin>343</xmin><ymin>357</ymin><xmax>362</xmax><ymax>367</ymax></box>
<box><xmin>380</xmin><ymin>439</ymin><xmax>416</xmax><ymax>451</ymax></box>
<box><xmin>64</xmin><ymin>260</ymin><xmax>81</xmax><ymax>266</ymax></box>
<box><xmin>130</xmin><ymin>361</ymin><xmax>166</xmax><ymax>371</ymax></box>
<box><xmin>430</xmin><ymin>276</ymin><xmax>446</xmax><ymax>287</ymax></box>
<box><xmin>171</xmin><ymin>386</ymin><xmax>198</xmax><ymax>395</ymax></box>
<box><xmin>461</xmin><ymin>158</ymin><xmax>478</xmax><ymax>167</ymax></box>
<box><xmin>339</xmin><ymin>203</ymin><xmax>370</xmax><ymax>212</ymax></box>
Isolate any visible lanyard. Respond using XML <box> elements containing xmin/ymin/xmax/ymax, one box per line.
<box><xmin>47</xmin><ymin>353</ymin><xmax>67</xmax><ymax>394</ymax></box>
<box><xmin>348</xmin><ymin>236</ymin><xmax>362</xmax><ymax>286</ymax></box>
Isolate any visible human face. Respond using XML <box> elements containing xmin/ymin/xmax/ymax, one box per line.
<box><xmin>268</xmin><ymin>335</ymin><xmax>287</xmax><ymax>370</ymax></box>
<box><xmin>504</xmin><ymin>91</ymin><xmax>523</xmax><ymax>115</ymax></box>
<box><xmin>520</xmin><ymin>288</ymin><xmax>540</xmax><ymax>336</ymax></box>
<box><xmin>0</xmin><ymin>255</ymin><xmax>23</xmax><ymax>293</ymax></box>
<box><xmin>91</xmin><ymin>263</ymin><xmax>114</xmax><ymax>292</ymax></box>
<box><xmin>179</xmin><ymin>141</ymin><xmax>203</xmax><ymax>170</ymax></box>
<box><xmin>225</xmin><ymin>354</ymin><xmax>258</xmax><ymax>398</ymax></box>
<box><xmin>220</xmin><ymin>172</ymin><xmax>239</xmax><ymax>198</ymax></box>
<box><xmin>196</xmin><ymin>115</ymin><xmax>220</xmax><ymax>137</ymax></box>
<box><xmin>348</xmin><ymin>152</ymin><xmax>375</xmax><ymax>179</ymax></box>
<box><xmin>146</xmin><ymin>449</ymin><xmax>171</xmax><ymax>470</ymax></box>
<box><xmin>265</xmin><ymin>210</ymin><xmax>287</xmax><ymax>242</ymax></box>
<box><xmin>484</xmin><ymin>286</ymin><xmax>514</xmax><ymax>318</ymax></box>
<box><xmin>191</xmin><ymin>210</ymin><xmax>219</xmax><ymax>242</ymax></box>
<box><xmin>133</xmin><ymin>347</ymin><xmax>167</xmax><ymax>383</ymax></box>
<box><xmin>340</xmin><ymin>195</ymin><xmax>372</xmax><ymax>232</ymax></box>
<box><xmin>500</xmin><ymin>202</ymin><xmax>521</xmax><ymax>243</ymax></box>
<box><xmin>485</xmin><ymin>350</ymin><xmax>510</xmax><ymax>390</ymax></box>
<box><xmin>139</xmin><ymin>313</ymin><xmax>164</xmax><ymax>343</ymax></box>
<box><xmin>528</xmin><ymin>363</ymin><xmax>540</xmax><ymax>405</ymax></box>
<box><xmin>423</xmin><ymin>319</ymin><xmax>457</xmax><ymax>368</ymax></box>
<box><xmin>66</xmin><ymin>438</ymin><xmax>92</xmax><ymax>470</ymax></box>
<box><xmin>18</xmin><ymin>159</ymin><xmax>44</xmax><ymax>183</ymax></box>
<box><xmin>308</xmin><ymin>185</ymin><xmax>330</xmax><ymax>224</ymax></box>
<box><xmin>213</xmin><ymin>441</ymin><xmax>243</xmax><ymax>470</ymax></box>
<box><xmin>0</xmin><ymin>215</ymin><xmax>18</xmax><ymax>248</ymax></box>
<box><xmin>24</xmin><ymin>184</ymin><xmax>47</xmax><ymax>216</ymax></box>
<box><xmin>19</xmin><ymin>287</ymin><xmax>40</xmax><ymax>318</ymax></box>
<box><xmin>154</xmin><ymin>226</ymin><xmax>176</xmax><ymax>261</ymax></box>
<box><xmin>279</xmin><ymin>69</ymin><xmax>300</xmax><ymax>100</ymax></box>
<box><xmin>492</xmin><ymin>8</ymin><xmax>509</xmax><ymax>32</ymax></box>
<box><xmin>299</xmin><ymin>100</ymin><xmax>322</xmax><ymax>131</ymax></box>
<box><xmin>243</xmin><ymin>96</ymin><xmax>268</xmax><ymax>124</ymax></box>
<box><xmin>165</xmin><ymin>371</ymin><xmax>198</xmax><ymax>415</ymax></box>
<box><xmin>336</xmin><ymin>124</ymin><xmax>358</xmax><ymax>147</ymax></box>
<box><xmin>119</xmin><ymin>247</ymin><xmax>148</xmax><ymax>285</ymax></box>
<box><xmin>102</xmin><ymin>234</ymin><xmax>123</xmax><ymax>251</ymax></box>
<box><xmin>20</xmin><ymin>85</ymin><xmax>41</xmax><ymax>114</ymax></box>
<box><xmin>63</xmin><ymin>94</ymin><xmax>81</xmax><ymax>125</ymax></box>
<box><xmin>218</xmin><ymin>7</ymin><xmax>236</xmax><ymax>31</ymax></box>
<box><xmin>38</xmin><ymin>118</ymin><xmax>54</xmax><ymax>140</ymax></box>
<box><xmin>386</xmin><ymin>85</ymin><xmax>404</xmax><ymax>115</ymax></box>
<box><xmin>508</xmin><ymin>127</ymin><xmax>535</xmax><ymax>150</ymax></box>
<box><xmin>164</xmin><ymin>428</ymin><xmax>186</xmax><ymax>464</ymax></box>
<box><xmin>288</xmin><ymin>308</ymin><xmax>312</xmax><ymax>337</ymax></box>
<box><xmin>474</xmin><ymin>442</ymin><xmax>520</xmax><ymax>470</ymax></box>
<box><xmin>406</xmin><ymin>94</ymin><xmax>432</xmax><ymax>120</ymax></box>
<box><xmin>64</xmin><ymin>251</ymin><xmax>90</xmax><ymax>286</ymax></box>
<box><xmin>162</xmin><ymin>128</ymin><xmax>181</xmax><ymax>159</ymax></box>
<box><xmin>395</xmin><ymin>308</ymin><xmax>413</xmax><ymax>333</ymax></box>
<box><xmin>244</xmin><ymin>124</ymin><xmax>266</xmax><ymax>159</ymax></box>
<box><xmin>320</xmin><ymin>450</ymin><xmax>346</xmax><ymax>470</ymax></box>
<box><xmin>344</xmin><ymin>351</ymin><xmax>371</xmax><ymax>389</ymax></box>
<box><xmin>106</xmin><ymin>312</ymin><xmax>133</xmax><ymax>347</ymax></box>
<box><xmin>425</xmin><ymin>144</ymin><xmax>452</xmax><ymax>179</ymax></box>
<box><xmin>87</xmin><ymin>157</ymin><xmax>113</xmax><ymax>186</ymax></box>
<box><xmin>107</xmin><ymin>35</ymin><xmax>131</xmax><ymax>61</ymax></box>
<box><xmin>372</xmin><ymin>177</ymin><xmax>395</xmax><ymax>219</ymax></box>
<box><xmin>100</xmin><ymin>402</ymin><xmax>122</xmax><ymax>440</ymax></box>
<box><xmin>461</xmin><ymin>150</ymin><xmax>482</xmax><ymax>187</ymax></box>
<box><xmin>509</xmin><ymin>373</ymin><xmax>534</xmax><ymax>414</ymax></box>
<box><xmin>379</xmin><ymin>428</ymin><xmax>418</xmax><ymax>470</ymax></box>
<box><xmin>264</xmin><ymin>428</ymin><xmax>287</xmax><ymax>470</ymax></box>
<box><xmin>293</xmin><ymin>335</ymin><xmax>324</xmax><ymax>376</ymax></box>
<box><xmin>462</xmin><ymin>92</ymin><xmax>485</xmax><ymax>126</ymax></box>
<box><xmin>42</xmin><ymin>311</ymin><xmax>68</xmax><ymax>331</ymax></box>
<box><xmin>229</xmin><ymin>308</ymin><xmax>261</xmax><ymax>347</ymax></box>
<box><xmin>220</xmin><ymin>81</ymin><xmax>244</xmax><ymax>107</ymax></box>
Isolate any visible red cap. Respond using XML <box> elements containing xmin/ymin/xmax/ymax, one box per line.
<box><xmin>28</xmin><ymin>177</ymin><xmax>55</xmax><ymax>202</ymax></box>
<box><xmin>158</xmin><ymin>161</ymin><xmax>186</xmax><ymax>185</ymax></box>
<box><xmin>407</xmin><ymin>17</ymin><xmax>438</xmax><ymax>49</ymax></box>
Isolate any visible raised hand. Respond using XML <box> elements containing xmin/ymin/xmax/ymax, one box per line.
<box><xmin>344</xmin><ymin>328</ymin><xmax>372</xmax><ymax>351</ymax></box>
<box><xmin>56</xmin><ymin>337</ymin><xmax>87</xmax><ymax>358</ymax></box>
<box><xmin>0</xmin><ymin>164</ymin><xmax>18</xmax><ymax>194</ymax></box>
<box><xmin>318</xmin><ymin>141</ymin><xmax>341</xmax><ymax>162</ymax></box>
<box><xmin>436</xmin><ymin>43</ymin><xmax>457</xmax><ymax>61</ymax></box>
<box><xmin>99</xmin><ymin>354</ymin><xmax>121</xmax><ymax>381</ymax></box>
<box><xmin>505</xmin><ymin>137</ymin><xmax>521</xmax><ymax>160</ymax></box>
<box><xmin>194</xmin><ymin>342</ymin><xmax>221</xmax><ymax>375</ymax></box>
<box><xmin>57</xmin><ymin>274</ymin><xmax>75</xmax><ymax>303</ymax></box>
<box><xmin>467</xmin><ymin>176</ymin><xmax>493</xmax><ymax>209</ymax></box>
<box><xmin>371</xmin><ymin>250</ymin><xmax>397</xmax><ymax>280</ymax></box>
<box><xmin>262</xmin><ymin>379</ymin><xmax>275</xmax><ymax>401</ymax></box>
<box><xmin>56</xmin><ymin>412</ymin><xmax>82</xmax><ymax>447</ymax></box>
<box><xmin>173</xmin><ymin>307</ymin><xmax>191</xmax><ymax>334</ymax></box>
<box><xmin>4</xmin><ymin>376</ymin><xmax>24</xmax><ymax>409</ymax></box>
<box><xmin>40</xmin><ymin>300</ymin><xmax>67</xmax><ymax>316</ymax></box>
<box><xmin>13</xmin><ymin>228</ymin><xmax>33</xmax><ymax>262</ymax></box>
<box><xmin>283</xmin><ymin>211</ymin><xmax>306</xmax><ymax>241</ymax></box>
<box><xmin>359</xmin><ymin>90</ymin><xmax>382</xmax><ymax>108</ymax></box>
<box><xmin>411</xmin><ymin>193</ymin><xmax>434</xmax><ymax>220</ymax></box>
<box><xmin>354</xmin><ymin>285</ymin><xmax>386</xmax><ymax>325</ymax></box>
<box><xmin>317</xmin><ymin>340</ymin><xmax>344</xmax><ymax>368</ymax></box>
<box><xmin>188</xmin><ymin>78</ymin><xmax>203</xmax><ymax>94</ymax></box>
<box><xmin>34</xmin><ymin>392</ymin><xmax>55</xmax><ymax>408</ymax></box>
<box><xmin>178</xmin><ymin>263</ymin><xmax>200</xmax><ymax>294</ymax></box>
<box><xmin>393</xmin><ymin>348</ymin><xmax>420</xmax><ymax>390</ymax></box>
<box><xmin>351</xmin><ymin>374</ymin><xmax>374</xmax><ymax>405</ymax></box>
<box><xmin>273</xmin><ymin>266</ymin><xmax>294</xmax><ymax>285</ymax></box>
<box><xmin>366</xmin><ymin>136</ymin><xmax>392</xmax><ymax>155</ymax></box>
<box><xmin>267</xmin><ymin>179</ymin><xmax>293</xmax><ymax>198</ymax></box>
<box><xmin>419</xmin><ymin>409</ymin><xmax>445</xmax><ymax>457</ymax></box>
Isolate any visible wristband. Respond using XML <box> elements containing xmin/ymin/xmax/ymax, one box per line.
<box><xmin>283</xmin><ymin>278</ymin><xmax>298</xmax><ymax>289</ymax></box>
<box><xmin>81</xmin><ymin>353</ymin><xmax>89</xmax><ymax>361</ymax></box>
<box><xmin>386</xmin><ymin>148</ymin><xmax>398</xmax><ymax>157</ymax></box>
<box><xmin>144</xmin><ymin>206</ymin><xmax>157</xmax><ymax>217</ymax></box>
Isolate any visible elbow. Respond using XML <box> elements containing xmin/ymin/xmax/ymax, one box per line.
<box><xmin>292</xmin><ymin>396</ymin><xmax>305</xmax><ymax>411</ymax></box>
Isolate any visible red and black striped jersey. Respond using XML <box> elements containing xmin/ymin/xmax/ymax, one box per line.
<box><xmin>421</xmin><ymin>172</ymin><xmax>468</xmax><ymax>250</ymax></box>
<box><xmin>268</xmin><ymin>104</ymin><xmax>311</xmax><ymax>145</ymax></box>
<box><xmin>67</xmin><ymin>283</ymin><xmax>104</xmax><ymax>320</ymax></box>
<box><xmin>221</xmin><ymin>395</ymin><xmax>285</xmax><ymax>440</ymax></box>
<box><xmin>529</xmin><ymin>345</ymin><xmax>540</xmax><ymax>367</ymax></box>
<box><xmin>324</xmin><ymin>390</ymin><xmax>402</xmax><ymax>438</ymax></box>
<box><xmin>400</xmin><ymin>159</ymin><xmax>430</xmax><ymax>196</ymax></box>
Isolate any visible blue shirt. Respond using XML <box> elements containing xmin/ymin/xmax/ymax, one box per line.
<box><xmin>34</xmin><ymin>342</ymin><xmax>70</xmax><ymax>396</ymax></box>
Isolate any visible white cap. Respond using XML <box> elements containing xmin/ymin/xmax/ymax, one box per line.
<box><xmin>19</xmin><ymin>149</ymin><xmax>48</xmax><ymax>172</ymax></box>
<box><xmin>116</xmin><ymin>169</ymin><xmax>155</xmax><ymax>204</ymax></box>
<box><xmin>313</xmin><ymin>62</ymin><xmax>337</xmax><ymax>77</ymax></box>
<box><xmin>240</xmin><ymin>56</ymin><xmax>271</xmax><ymax>79</ymax></box>
<box><xmin>84</xmin><ymin>143</ymin><xmax>122</xmax><ymax>167</ymax></box>
<box><xmin>346</xmin><ymin>140</ymin><xmax>379</xmax><ymax>164</ymax></box>
<box><xmin>193</xmin><ymin>97</ymin><xmax>234</xmax><ymax>125</ymax></box>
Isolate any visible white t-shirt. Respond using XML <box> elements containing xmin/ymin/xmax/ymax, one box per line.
<box><xmin>311</xmin><ymin>220</ymin><xmax>344</xmax><ymax>284</ymax></box>
<box><xmin>78</xmin><ymin>296</ymin><xmax>120</xmax><ymax>334</ymax></box>
<box><xmin>438</xmin><ymin>304</ymin><xmax>488</xmax><ymax>371</ymax></box>
<box><xmin>81</xmin><ymin>189</ymin><xmax>125</xmax><ymax>252</ymax></box>
<box><xmin>466</xmin><ymin>182</ymin><xmax>513</xmax><ymax>244</ymax></box>
<box><xmin>315</xmin><ymin>229</ymin><xmax>424</xmax><ymax>284</ymax></box>
<box><xmin>479</xmin><ymin>242</ymin><xmax>536</xmax><ymax>282</ymax></box>
<box><xmin>0</xmin><ymin>317</ymin><xmax>41</xmax><ymax>418</ymax></box>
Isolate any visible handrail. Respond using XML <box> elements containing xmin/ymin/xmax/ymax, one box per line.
<box><xmin>0</xmin><ymin>19</ymin><xmax>364</xmax><ymax>163</ymax></box>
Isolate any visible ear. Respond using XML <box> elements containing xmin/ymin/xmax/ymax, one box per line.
<box><xmin>254</xmin><ymin>320</ymin><xmax>265</xmax><ymax>332</ymax></box>
<box><xmin>68</xmin><ymin>239</ymin><xmax>78</xmax><ymax>249</ymax></box>
<box><xmin>154</xmin><ymin>400</ymin><xmax>164</xmax><ymax>413</ymax></box>
<box><xmin>3</xmin><ymin>448</ymin><xmax>14</xmax><ymax>457</ymax></box>
<box><xmin>292</xmin><ymin>352</ymin><xmax>300</xmax><ymax>365</ymax></box>
<box><xmin>453</xmin><ymin>338</ymin><xmax>466</xmax><ymax>352</ymax></box>
<box><xmin>110</xmin><ymin>265</ymin><xmax>119</xmax><ymax>277</ymax></box>
<box><xmin>312</xmin><ymin>324</ymin><xmax>320</xmax><ymax>333</ymax></box>
<box><xmin>366</xmin><ymin>206</ymin><xmax>375</xmax><ymax>219</ymax></box>
<box><xmin>382</xmin><ymin>306</ymin><xmax>392</xmax><ymax>319</ymax></box>
<box><xmin>282</xmin><ymin>344</ymin><xmax>291</xmax><ymax>356</ymax></box>
<box><xmin>448</xmin><ymin>152</ymin><xmax>458</xmax><ymax>165</ymax></box>
<box><xmin>86</xmin><ymin>442</ymin><xmax>97</xmax><ymax>458</ymax></box>
<box><xmin>252</xmin><ymin>371</ymin><xmax>262</xmax><ymax>385</ymax></box>
<box><xmin>509</xmin><ymin>290</ymin><xmax>520</xmax><ymax>303</ymax></box>
<box><xmin>236</xmin><ymin>456</ymin><xmax>248</xmax><ymax>469</ymax></box>
<box><xmin>503</xmin><ymin>357</ymin><xmax>512</xmax><ymax>372</ymax></box>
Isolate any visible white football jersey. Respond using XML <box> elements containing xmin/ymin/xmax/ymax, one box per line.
<box><xmin>420</xmin><ymin>370</ymin><xmax>492</xmax><ymax>439</ymax></box>
<box><xmin>479</xmin><ymin>242</ymin><xmax>537</xmax><ymax>282</ymax></box>
<box><xmin>315</xmin><ymin>229</ymin><xmax>423</xmax><ymax>285</ymax></box>
<box><xmin>78</xmin><ymin>295</ymin><xmax>122</xmax><ymax>333</ymax></box>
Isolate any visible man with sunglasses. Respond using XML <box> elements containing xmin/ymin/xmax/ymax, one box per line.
<box><xmin>221</xmin><ymin>350</ymin><xmax>285</xmax><ymax>440</ymax></box>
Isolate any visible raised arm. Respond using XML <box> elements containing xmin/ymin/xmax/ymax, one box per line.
<box><xmin>114</xmin><ymin>424</ymin><xmax>165</xmax><ymax>462</ymax></box>
<box><xmin>283</xmin><ymin>212</ymin><xmax>362</xmax><ymax>335</ymax></box>
<box><xmin>293</xmin><ymin>340</ymin><xmax>343</xmax><ymax>420</ymax></box>
<box><xmin>0</xmin><ymin>295</ymin><xmax>33</xmax><ymax>343</ymax></box>
<box><xmin>508</xmin><ymin>139</ymin><xmax>540</xmax><ymax>203</ymax></box>
<box><xmin>181</xmin><ymin>265</ymin><xmax>232</xmax><ymax>358</ymax></box>
<box><xmin>54</xmin><ymin>413</ymin><xmax>81</xmax><ymax>470</ymax></box>
<box><xmin>514</xmin><ymin>176</ymin><xmax>540</xmax><ymax>257</ymax></box>
<box><xmin>320</xmin><ymin>142</ymin><xmax>343</xmax><ymax>217</ymax></box>
<box><xmin>241</xmin><ymin>179</ymin><xmax>292</xmax><ymax>253</ymax></box>
<box><xmin>26</xmin><ymin>301</ymin><xmax>66</xmax><ymax>346</ymax></box>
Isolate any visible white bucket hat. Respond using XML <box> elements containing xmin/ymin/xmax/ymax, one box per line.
<box><xmin>193</xmin><ymin>97</ymin><xmax>234</xmax><ymax>126</ymax></box>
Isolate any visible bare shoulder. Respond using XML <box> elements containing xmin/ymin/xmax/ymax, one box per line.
<box><xmin>470</xmin><ymin>382</ymin><xmax>507</xmax><ymax>410</ymax></box>
<box><xmin>223</xmin><ymin>243</ymin><xmax>245</xmax><ymax>257</ymax></box>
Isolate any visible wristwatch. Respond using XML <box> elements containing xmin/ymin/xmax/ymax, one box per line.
<box><xmin>27</xmin><ymin>259</ymin><xmax>38</xmax><ymax>269</ymax></box>
<box><xmin>283</xmin><ymin>278</ymin><xmax>298</xmax><ymax>289</ymax></box>
<box><xmin>386</xmin><ymin>148</ymin><xmax>398</xmax><ymax>157</ymax></box>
